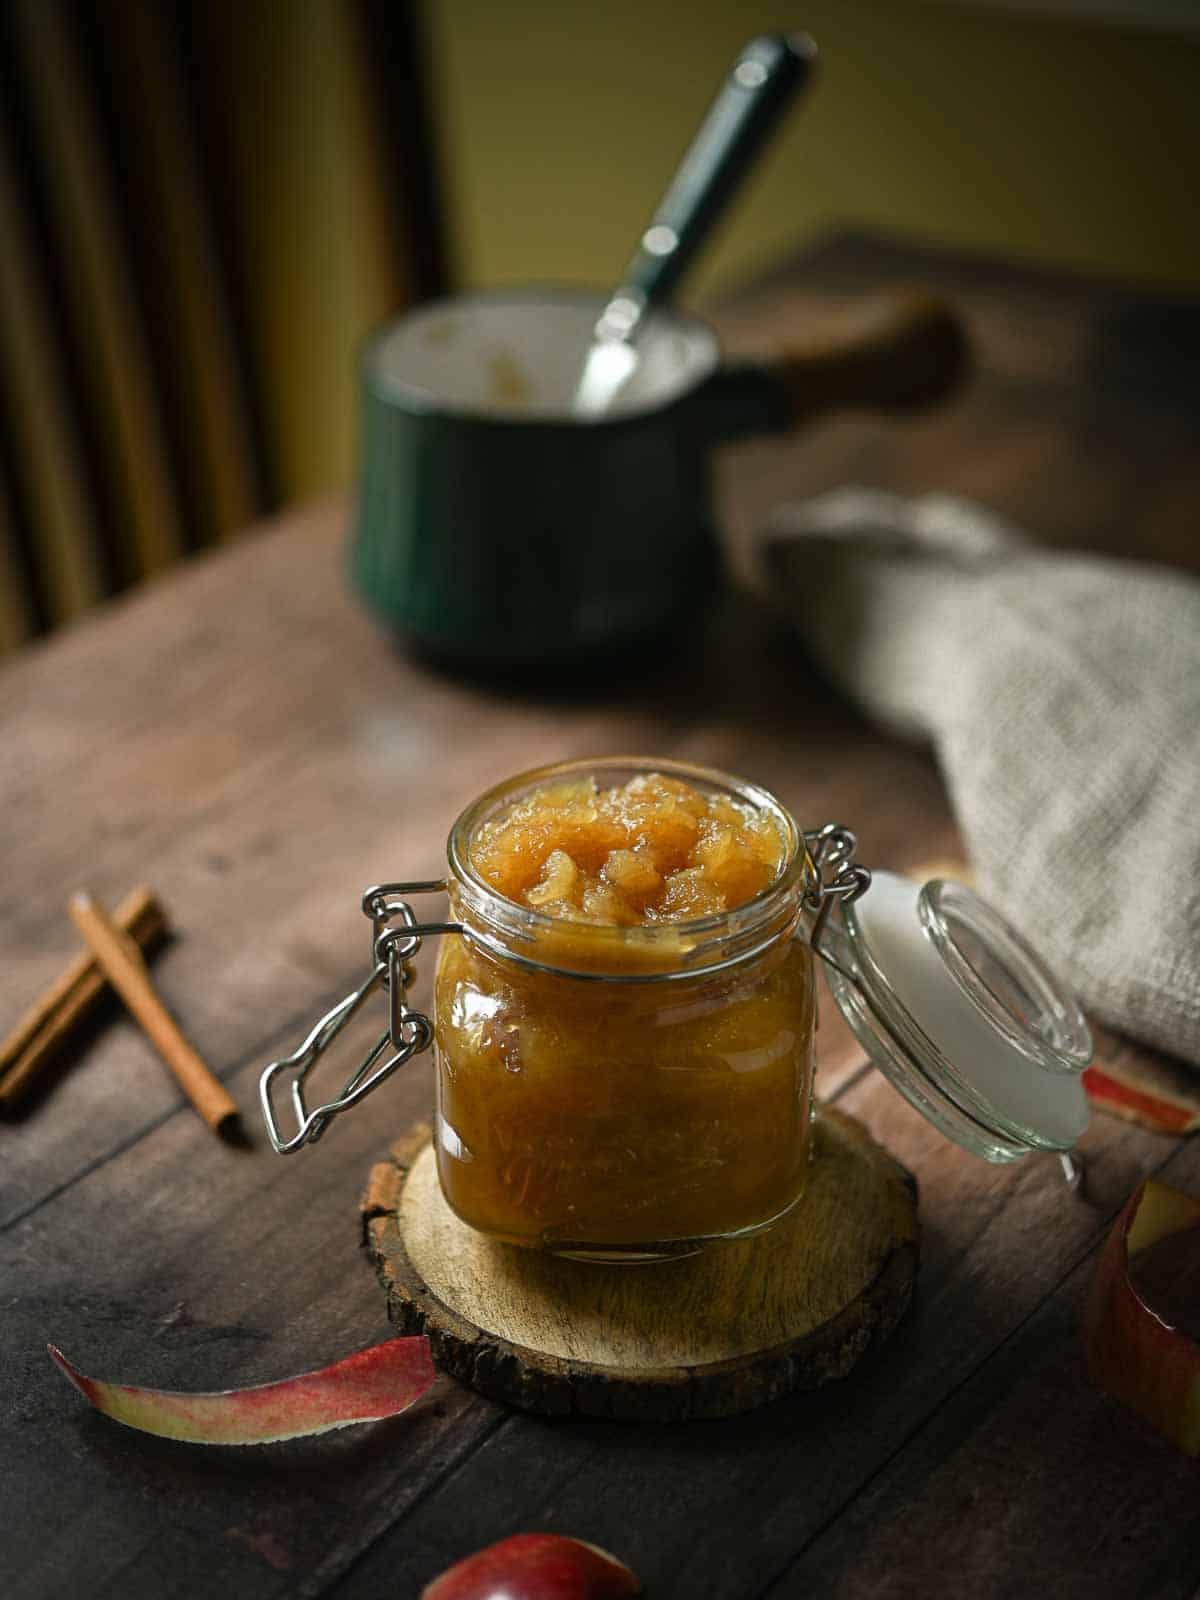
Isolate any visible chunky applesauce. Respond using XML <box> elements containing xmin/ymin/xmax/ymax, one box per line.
<box><xmin>433</xmin><ymin>766</ymin><xmax>816</xmax><ymax>1257</ymax></box>
<box><xmin>468</xmin><ymin>773</ymin><xmax>785</xmax><ymax>924</ymax></box>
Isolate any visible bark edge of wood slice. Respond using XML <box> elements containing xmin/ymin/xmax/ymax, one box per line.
<box><xmin>360</xmin><ymin>1106</ymin><xmax>919</xmax><ymax>1421</ymax></box>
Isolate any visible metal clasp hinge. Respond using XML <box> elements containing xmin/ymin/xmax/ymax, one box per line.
<box><xmin>802</xmin><ymin>823</ymin><xmax>871</xmax><ymax>981</ymax></box>
<box><xmin>258</xmin><ymin>881</ymin><xmax>462</xmax><ymax>1154</ymax></box>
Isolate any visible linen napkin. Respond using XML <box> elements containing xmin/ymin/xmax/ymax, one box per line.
<box><xmin>759</xmin><ymin>489</ymin><xmax>1200</xmax><ymax>1071</ymax></box>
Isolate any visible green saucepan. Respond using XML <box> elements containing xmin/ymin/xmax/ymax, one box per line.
<box><xmin>351</xmin><ymin>286</ymin><xmax>965</xmax><ymax>669</ymax></box>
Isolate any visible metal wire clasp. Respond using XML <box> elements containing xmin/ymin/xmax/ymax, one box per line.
<box><xmin>802</xmin><ymin>824</ymin><xmax>872</xmax><ymax>980</ymax></box>
<box><xmin>259</xmin><ymin>881</ymin><xmax>462</xmax><ymax>1154</ymax></box>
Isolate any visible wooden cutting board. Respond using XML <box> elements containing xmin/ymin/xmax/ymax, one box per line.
<box><xmin>360</xmin><ymin>1106</ymin><xmax>919</xmax><ymax>1421</ymax></box>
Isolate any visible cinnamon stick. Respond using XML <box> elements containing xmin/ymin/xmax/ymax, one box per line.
<box><xmin>0</xmin><ymin>887</ymin><xmax>168</xmax><ymax>1109</ymax></box>
<box><xmin>67</xmin><ymin>892</ymin><xmax>239</xmax><ymax>1135</ymax></box>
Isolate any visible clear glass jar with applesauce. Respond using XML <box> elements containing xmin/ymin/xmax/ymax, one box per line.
<box><xmin>432</xmin><ymin>759</ymin><xmax>818</xmax><ymax>1260</ymax></box>
<box><xmin>261</xmin><ymin>756</ymin><xmax>1096</xmax><ymax>1247</ymax></box>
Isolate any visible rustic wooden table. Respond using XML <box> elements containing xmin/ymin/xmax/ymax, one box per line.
<box><xmin>4</xmin><ymin>235</ymin><xmax>1199</xmax><ymax>1599</ymax></box>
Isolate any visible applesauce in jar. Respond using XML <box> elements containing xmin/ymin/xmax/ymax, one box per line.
<box><xmin>433</xmin><ymin>759</ymin><xmax>818</xmax><ymax>1260</ymax></box>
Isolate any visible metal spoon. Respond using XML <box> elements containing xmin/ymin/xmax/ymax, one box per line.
<box><xmin>572</xmin><ymin>32</ymin><xmax>816</xmax><ymax>418</ymax></box>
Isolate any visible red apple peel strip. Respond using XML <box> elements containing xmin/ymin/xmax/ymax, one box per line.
<box><xmin>1084</xmin><ymin>1179</ymin><xmax>1200</xmax><ymax>1455</ymax></box>
<box><xmin>1083</xmin><ymin>1065</ymin><xmax>1200</xmax><ymax>1135</ymax></box>
<box><xmin>48</xmin><ymin>1335</ymin><xmax>435</xmax><ymax>1445</ymax></box>
<box><xmin>422</xmin><ymin>1533</ymin><xmax>640</xmax><ymax>1599</ymax></box>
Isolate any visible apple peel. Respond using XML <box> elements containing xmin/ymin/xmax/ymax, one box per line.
<box><xmin>422</xmin><ymin>1534</ymin><xmax>640</xmax><ymax>1599</ymax></box>
<box><xmin>1083</xmin><ymin>1064</ymin><xmax>1200</xmax><ymax>1135</ymax></box>
<box><xmin>48</xmin><ymin>1335</ymin><xmax>435</xmax><ymax>1445</ymax></box>
<box><xmin>1084</xmin><ymin>1178</ymin><xmax>1200</xmax><ymax>1454</ymax></box>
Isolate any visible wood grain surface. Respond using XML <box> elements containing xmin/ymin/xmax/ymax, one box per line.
<box><xmin>3</xmin><ymin>233</ymin><xmax>1199</xmax><ymax>1600</ymax></box>
<box><xmin>362</xmin><ymin>1110</ymin><xmax>918</xmax><ymax>1420</ymax></box>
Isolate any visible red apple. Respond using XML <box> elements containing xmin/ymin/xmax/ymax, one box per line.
<box><xmin>1084</xmin><ymin>1178</ymin><xmax>1200</xmax><ymax>1454</ymax></box>
<box><xmin>49</xmin><ymin>1335</ymin><xmax>435</xmax><ymax>1445</ymax></box>
<box><xmin>421</xmin><ymin>1534</ymin><xmax>641</xmax><ymax>1599</ymax></box>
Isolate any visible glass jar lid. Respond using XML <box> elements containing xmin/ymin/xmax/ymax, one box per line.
<box><xmin>817</xmin><ymin>870</ymin><xmax>1092</xmax><ymax>1162</ymax></box>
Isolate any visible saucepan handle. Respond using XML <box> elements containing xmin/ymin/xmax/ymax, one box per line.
<box><xmin>706</xmin><ymin>288</ymin><xmax>969</xmax><ymax>439</ymax></box>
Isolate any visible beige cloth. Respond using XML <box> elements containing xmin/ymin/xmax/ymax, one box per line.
<box><xmin>760</xmin><ymin>490</ymin><xmax>1200</xmax><ymax>1068</ymax></box>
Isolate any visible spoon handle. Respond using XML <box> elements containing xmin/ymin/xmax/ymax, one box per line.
<box><xmin>598</xmin><ymin>34</ymin><xmax>816</xmax><ymax>342</ymax></box>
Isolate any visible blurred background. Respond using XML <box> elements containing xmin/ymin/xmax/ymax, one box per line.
<box><xmin>1</xmin><ymin>0</ymin><xmax>1198</xmax><ymax>655</ymax></box>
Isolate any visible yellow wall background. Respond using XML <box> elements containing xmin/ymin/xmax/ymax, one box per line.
<box><xmin>422</xmin><ymin>0</ymin><xmax>1200</xmax><ymax>303</ymax></box>
<box><xmin>197</xmin><ymin>0</ymin><xmax>400</xmax><ymax>503</ymax></box>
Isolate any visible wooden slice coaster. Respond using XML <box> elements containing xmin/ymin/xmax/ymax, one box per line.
<box><xmin>361</xmin><ymin>1107</ymin><xmax>918</xmax><ymax>1421</ymax></box>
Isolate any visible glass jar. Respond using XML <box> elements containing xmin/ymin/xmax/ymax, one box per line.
<box><xmin>260</xmin><ymin>757</ymin><xmax>1094</xmax><ymax>1247</ymax></box>
<box><xmin>432</xmin><ymin>759</ymin><xmax>818</xmax><ymax>1260</ymax></box>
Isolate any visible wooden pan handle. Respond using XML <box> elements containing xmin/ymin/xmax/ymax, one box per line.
<box><xmin>767</xmin><ymin>288</ymin><xmax>968</xmax><ymax>423</ymax></box>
